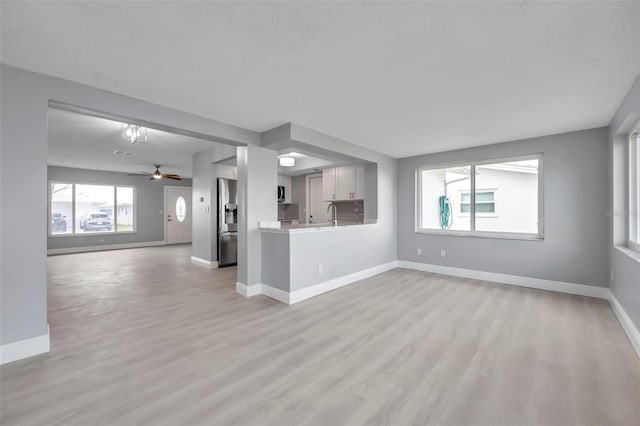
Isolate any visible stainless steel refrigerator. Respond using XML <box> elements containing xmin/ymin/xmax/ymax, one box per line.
<box><xmin>218</xmin><ymin>178</ymin><xmax>238</xmax><ymax>267</ymax></box>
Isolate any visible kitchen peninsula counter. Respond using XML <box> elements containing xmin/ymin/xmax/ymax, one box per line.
<box><xmin>260</xmin><ymin>220</ymin><xmax>378</xmax><ymax>234</ymax></box>
<box><xmin>260</xmin><ymin>218</ymin><xmax>392</xmax><ymax>305</ymax></box>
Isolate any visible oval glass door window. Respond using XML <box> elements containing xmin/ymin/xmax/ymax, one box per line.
<box><xmin>176</xmin><ymin>196</ymin><xmax>187</xmax><ymax>222</ymax></box>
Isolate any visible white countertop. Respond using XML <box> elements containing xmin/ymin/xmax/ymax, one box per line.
<box><xmin>261</xmin><ymin>220</ymin><xmax>378</xmax><ymax>234</ymax></box>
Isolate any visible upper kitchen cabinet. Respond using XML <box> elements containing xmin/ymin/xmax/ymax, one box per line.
<box><xmin>323</xmin><ymin>165</ymin><xmax>365</xmax><ymax>201</ymax></box>
<box><xmin>322</xmin><ymin>168</ymin><xmax>336</xmax><ymax>201</ymax></box>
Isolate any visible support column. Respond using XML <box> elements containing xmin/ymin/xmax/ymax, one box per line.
<box><xmin>236</xmin><ymin>145</ymin><xmax>277</xmax><ymax>294</ymax></box>
<box><xmin>191</xmin><ymin>149</ymin><xmax>218</xmax><ymax>268</ymax></box>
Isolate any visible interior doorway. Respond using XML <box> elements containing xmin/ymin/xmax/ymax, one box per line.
<box><xmin>165</xmin><ymin>186</ymin><xmax>193</xmax><ymax>244</ymax></box>
<box><xmin>306</xmin><ymin>173</ymin><xmax>328</xmax><ymax>223</ymax></box>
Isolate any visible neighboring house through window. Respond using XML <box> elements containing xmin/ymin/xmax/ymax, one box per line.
<box><xmin>416</xmin><ymin>155</ymin><xmax>542</xmax><ymax>238</ymax></box>
<box><xmin>460</xmin><ymin>190</ymin><xmax>496</xmax><ymax>214</ymax></box>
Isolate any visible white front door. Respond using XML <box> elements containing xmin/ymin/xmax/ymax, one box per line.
<box><xmin>308</xmin><ymin>175</ymin><xmax>328</xmax><ymax>223</ymax></box>
<box><xmin>166</xmin><ymin>187</ymin><xmax>192</xmax><ymax>244</ymax></box>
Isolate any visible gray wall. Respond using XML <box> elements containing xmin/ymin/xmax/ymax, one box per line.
<box><xmin>397</xmin><ymin>127</ymin><xmax>610</xmax><ymax>287</ymax></box>
<box><xmin>291</xmin><ymin>175</ymin><xmax>307</xmax><ymax>222</ymax></box>
<box><xmin>191</xmin><ymin>151</ymin><xmax>217</xmax><ymax>263</ymax></box>
<box><xmin>0</xmin><ymin>65</ymin><xmax>258</xmax><ymax>346</ymax></box>
<box><xmin>47</xmin><ymin>166</ymin><xmax>191</xmax><ymax>250</ymax></box>
<box><xmin>261</xmin><ymin>232</ymin><xmax>291</xmax><ymax>291</ymax></box>
<box><xmin>609</xmin><ymin>74</ymin><xmax>640</xmax><ymax>330</ymax></box>
<box><xmin>364</xmin><ymin>163</ymin><xmax>378</xmax><ymax>220</ymax></box>
<box><xmin>192</xmin><ymin>143</ymin><xmax>238</xmax><ymax>264</ymax></box>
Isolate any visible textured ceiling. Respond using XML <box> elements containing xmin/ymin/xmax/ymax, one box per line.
<box><xmin>48</xmin><ymin>108</ymin><xmax>216</xmax><ymax>178</ymax></box>
<box><xmin>3</xmin><ymin>1</ymin><xmax>640</xmax><ymax>158</ymax></box>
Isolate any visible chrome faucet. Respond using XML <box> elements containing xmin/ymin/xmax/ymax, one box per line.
<box><xmin>327</xmin><ymin>202</ymin><xmax>338</xmax><ymax>226</ymax></box>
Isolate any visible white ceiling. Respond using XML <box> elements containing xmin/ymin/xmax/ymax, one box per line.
<box><xmin>3</xmin><ymin>2</ymin><xmax>640</xmax><ymax>158</ymax></box>
<box><xmin>47</xmin><ymin>108</ymin><xmax>217</xmax><ymax>178</ymax></box>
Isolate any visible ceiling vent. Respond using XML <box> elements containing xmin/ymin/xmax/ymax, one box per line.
<box><xmin>113</xmin><ymin>150</ymin><xmax>135</xmax><ymax>157</ymax></box>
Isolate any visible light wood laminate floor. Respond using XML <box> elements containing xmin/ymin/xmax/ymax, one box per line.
<box><xmin>1</xmin><ymin>245</ymin><xmax>639</xmax><ymax>425</ymax></box>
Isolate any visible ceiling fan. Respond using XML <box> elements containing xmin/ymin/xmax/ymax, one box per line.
<box><xmin>129</xmin><ymin>164</ymin><xmax>182</xmax><ymax>181</ymax></box>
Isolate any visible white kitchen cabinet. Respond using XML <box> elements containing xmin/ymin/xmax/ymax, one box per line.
<box><xmin>278</xmin><ymin>175</ymin><xmax>292</xmax><ymax>203</ymax></box>
<box><xmin>336</xmin><ymin>166</ymin><xmax>355</xmax><ymax>200</ymax></box>
<box><xmin>323</xmin><ymin>165</ymin><xmax>365</xmax><ymax>201</ymax></box>
<box><xmin>217</xmin><ymin>164</ymin><xmax>237</xmax><ymax>180</ymax></box>
<box><xmin>322</xmin><ymin>168</ymin><xmax>336</xmax><ymax>201</ymax></box>
<box><xmin>354</xmin><ymin>165</ymin><xmax>365</xmax><ymax>199</ymax></box>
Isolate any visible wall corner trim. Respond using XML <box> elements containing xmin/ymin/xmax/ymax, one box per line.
<box><xmin>190</xmin><ymin>257</ymin><xmax>219</xmax><ymax>269</ymax></box>
<box><xmin>261</xmin><ymin>284</ymin><xmax>291</xmax><ymax>304</ymax></box>
<box><xmin>235</xmin><ymin>282</ymin><xmax>262</xmax><ymax>297</ymax></box>
<box><xmin>396</xmin><ymin>260</ymin><xmax>610</xmax><ymax>299</ymax></box>
<box><xmin>0</xmin><ymin>325</ymin><xmax>50</xmax><ymax>365</ymax></box>
<box><xmin>608</xmin><ymin>290</ymin><xmax>640</xmax><ymax>359</ymax></box>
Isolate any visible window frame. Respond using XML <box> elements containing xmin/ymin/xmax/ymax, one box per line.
<box><xmin>48</xmin><ymin>181</ymin><xmax>137</xmax><ymax>237</ymax></box>
<box><xmin>629</xmin><ymin>125</ymin><xmax>640</xmax><ymax>253</ymax></box>
<box><xmin>415</xmin><ymin>154</ymin><xmax>544</xmax><ymax>240</ymax></box>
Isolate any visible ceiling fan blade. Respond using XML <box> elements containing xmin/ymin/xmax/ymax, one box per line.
<box><xmin>162</xmin><ymin>174</ymin><xmax>181</xmax><ymax>178</ymax></box>
<box><xmin>162</xmin><ymin>175</ymin><xmax>182</xmax><ymax>181</ymax></box>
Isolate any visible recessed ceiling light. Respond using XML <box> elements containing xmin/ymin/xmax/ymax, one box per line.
<box><xmin>279</xmin><ymin>156</ymin><xmax>295</xmax><ymax>167</ymax></box>
<box><xmin>278</xmin><ymin>152</ymin><xmax>306</xmax><ymax>158</ymax></box>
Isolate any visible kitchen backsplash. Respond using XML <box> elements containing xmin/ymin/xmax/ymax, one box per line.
<box><xmin>278</xmin><ymin>203</ymin><xmax>299</xmax><ymax>221</ymax></box>
<box><xmin>334</xmin><ymin>200</ymin><xmax>364</xmax><ymax>224</ymax></box>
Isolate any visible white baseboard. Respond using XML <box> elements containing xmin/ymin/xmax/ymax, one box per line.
<box><xmin>261</xmin><ymin>284</ymin><xmax>291</xmax><ymax>304</ymax></box>
<box><xmin>235</xmin><ymin>282</ymin><xmax>262</xmax><ymax>297</ymax></box>
<box><xmin>236</xmin><ymin>262</ymin><xmax>397</xmax><ymax>305</ymax></box>
<box><xmin>397</xmin><ymin>260</ymin><xmax>610</xmax><ymax>300</ymax></box>
<box><xmin>191</xmin><ymin>257</ymin><xmax>219</xmax><ymax>269</ymax></box>
<box><xmin>0</xmin><ymin>325</ymin><xmax>50</xmax><ymax>365</ymax></box>
<box><xmin>287</xmin><ymin>261</ymin><xmax>398</xmax><ymax>304</ymax></box>
<box><xmin>48</xmin><ymin>240</ymin><xmax>166</xmax><ymax>255</ymax></box>
<box><xmin>608</xmin><ymin>290</ymin><xmax>640</xmax><ymax>359</ymax></box>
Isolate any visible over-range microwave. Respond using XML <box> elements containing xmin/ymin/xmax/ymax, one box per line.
<box><xmin>277</xmin><ymin>185</ymin><xmax>286</xmax><ymax>203</ymax></box>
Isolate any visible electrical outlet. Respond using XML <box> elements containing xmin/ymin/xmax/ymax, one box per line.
<box><xmin>440</xmin><ymin>249</ymin><xmax>446</xmax><ymax>258</ymax></box>
<box><xmin>416</xmin><ymin>248</ymin><xmax>422</xmax><ymax>255</ymax></box>
<box><xmin>318</xmin><ymin>264</ymin><xmax>324</xmax><ymax>275</ymax></box>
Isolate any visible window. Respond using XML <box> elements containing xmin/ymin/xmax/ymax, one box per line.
<box><xmin>416</xmin><ymin>155</ymin><xmax>542</xmax><ymax>238</ymax></box>
<box><xmin>116</xmin><ymin>187</ymin><xmax>134</xmax><ymax>232</ymax></box>
<box><xmin>460</xmin><ymin>191</ymin><xmax>495</xmax><ymax>214</ymax></box>
<box><xmin>49</xmin><ymin>182</ymin><xmax>136</xmax><ymax>236</ymax></box>
<box><xmin>630</xmin><ymin>127</ymin><xmax>640</xmax><ymax>252</ymax></box>
<box><xmin>175</xmin><ymin>196</ymin><xmax>187</xmax><ymax>222</ymax></box>
<box><xmin>50</xmin><ymin>183</ymin><xmax>72</xmax><ymax>235</ymax></box>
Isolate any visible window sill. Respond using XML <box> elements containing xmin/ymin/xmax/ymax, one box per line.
<box><xmin>614</xmin><ymin>245</ymin><xmax>640</xmax><ymax>263</ymax></box>
<box><xmin>49</xmin><ymin>231</ymin><xmax>137</xmax><ymax>238</ymax></box>
<box><xmin>415</xmin><ymin>228</ymin><xmax>543</xmax><ymax>241</ymax></box>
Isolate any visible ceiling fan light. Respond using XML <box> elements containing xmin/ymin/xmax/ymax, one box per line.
<box><xmin>279</xmin><ymin>156</ymin><xmax>295</xmax><ymax>167</ymax></box>
<box><xmin>122</xmin><ymin>124</ymin><xmax>148</xmax><ymax>144</ymax></box>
